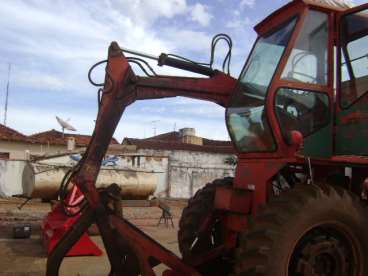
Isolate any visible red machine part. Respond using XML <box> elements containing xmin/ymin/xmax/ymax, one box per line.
<box><xmin>42</xmin><ymin>185</ymin><xmax>102</xmax><ymax>257</ymax></box>
<box><xmin>45</xmin><ymin>39</ymin><xmax>303</xmax><ymax>274</ymax></box>
<box><xmin>44</xmin><ymin>16</ymin><xmax>306</xmax><ymax>275</ymax></box>
<box><xmin>44</xmin><ymin>36</ymin><xmax>313</xmax><ymax>275</ymax></box>
<box><xmin>45</xmin><ymin>1</ymin><xmax>368</xmax><ymax>274</ymax></box>
<box><xmin>45</xmin><ymin>42</ymin><xmax>240</xmax><ymax>275</ymax></box>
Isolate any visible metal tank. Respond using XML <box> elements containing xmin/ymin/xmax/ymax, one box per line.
<box><xmin>22</xmin><ymin>162</ymin><xmax>157</xmax><ymax>200</ymax></box>
<box><xmin>0</xmin><ymin>160</ymin><xmax>26</xmax><ymax>198</ymax></box>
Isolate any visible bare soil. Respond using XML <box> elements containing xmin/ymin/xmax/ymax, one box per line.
<box><xmin>0</xmin><ymin>198</ymin><xmax>186</xmax><ymax>275</ymax></box>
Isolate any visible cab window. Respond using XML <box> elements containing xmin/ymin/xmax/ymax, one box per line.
<box><xmin>275</xmin><ymin>88</ymin><xmax>329</xmax><ymax>138</ymax></box>
<box><xmin>282</xmin><ymin>10</ymin><xmax>328</xmax><ymax>85</ymax></box>
<box><xmin>340</xmin><ymin>8</ymin><xmax>368</xmax><ymax>107</ymax></box>
<box><xmin>227</xmin><ymin>18</ymin><xmax>297</xmax><ymax>152</ymax></box>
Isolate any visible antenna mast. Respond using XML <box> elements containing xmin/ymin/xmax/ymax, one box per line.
<box><xmin>151</xmin><ymin>120</ymin><xmax>159</xmax><ymax>136</ymax></box>
<box><xmin>3</xmin><ymin>64</ymin><xmax>11</xmax><ymax>126</ymax></box>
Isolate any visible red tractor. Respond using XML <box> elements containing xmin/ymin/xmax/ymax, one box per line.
<box><xmin>46</xmin><ymin>0</ymin><xmax>368</xmax><ymax>275</ymax></box>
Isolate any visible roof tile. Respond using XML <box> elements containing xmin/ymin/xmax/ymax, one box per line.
<box><xmin>123</xmin><ymin>131</ymin><xmax>235</xmax><ymax>154</ymax></box>
<box><xmin>0</xmin><ymin>124</ymin><xmax>34</xmax><ymax>143</ymax></box>
<box><xmin>29</xmin><ymin>129</ymin><xmax>119</xmax><ymax>146</ymax></box>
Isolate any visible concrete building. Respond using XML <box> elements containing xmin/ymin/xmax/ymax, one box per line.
<box><xmin>0</xmin><ymin>124</ymin><xmax>40</xmax><ymax>160</ymax></box>
<box><xmin>122</xmin><ymin>128</ymin><xmax>236</xmax><ymax>198</ymax></box>
<box><xmin>0</xmin><ymin>126</ymin><xmax>131</xmax><ymax>199</ymax></box>
<box><xmin>0</xmin><ymin>124</ymin><xmax>236</xmax><ymax>199</ymax></box>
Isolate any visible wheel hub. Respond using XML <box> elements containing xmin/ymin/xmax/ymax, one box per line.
<box><xmin>290</xmin><ymin>227</ymin><xmax>358</xmax><ymax>276</ymax></box>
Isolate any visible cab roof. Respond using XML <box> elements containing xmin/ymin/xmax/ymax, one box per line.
<box><xmin>255</xmin><ymin>0</ymin><xmax>355</xmax><ymax>34</ymax></box>
<box><xmin>302</xmin><ymin>0</ymin><xmax>355</xmax><ymax>10</ymax></box>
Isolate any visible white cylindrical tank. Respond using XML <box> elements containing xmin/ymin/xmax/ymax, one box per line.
<box><xmin>22</xmin><ymin>162</ymin><xmax>157</xmax><ymax>200</ymax></box>
<box><xmin>0</xmin><ymin>160</ymin><xmax>26</xmax><ymax>198</ymax></box>
<box><xmin>179</xmin><ymin>128</ymin><xmax>196</xmax><ymax>137</ymax></box>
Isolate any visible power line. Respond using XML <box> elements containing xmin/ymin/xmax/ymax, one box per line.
<box><xmin>3</xmin><ymin>63</ymin><xmax>11</xmax><ymax>126</ymax></box>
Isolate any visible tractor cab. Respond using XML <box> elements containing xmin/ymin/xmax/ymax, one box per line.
<box><xmin>226</xmin><ymin>0</ymin><xmax>368</xmax><ymax>158</ymax></box>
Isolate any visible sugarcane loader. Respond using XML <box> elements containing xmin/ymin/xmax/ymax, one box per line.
<box><xmin>46</xmin><ymin>0</ymin><xmax>368</xmax><ymax>275</ymax></box>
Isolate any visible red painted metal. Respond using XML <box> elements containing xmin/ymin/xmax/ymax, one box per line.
<box><xmin>134</xmin><ymin>73</ymin><xmax>237</xmax><ymax>107</ymax></box>
<box><xmin>45</xmin><ymin>1</ymin><xmax>368</xmax><ymax>275</ymax></box>
<box><xmin>42</xmin><ymin>184</ymin><xmax>102</xmax><ymax>256</ymax></box>
<box><xmin>214</xmin><ymin>186</ymin><xmax>251</xmax><ymax>214</ymax></box>
<box><xmin>42</xmin><ymin>204</ymin><xmax>102</xmax><ymax>257</ymax></box>
<box><xmin>45</xmin><ymin>42</ymin><xmax>240</xmax><ymax>275</ymax></box>
<box><xmin>109</xmin><ymin>215</ymin><xmax>200</xmax><ymax>276</ymax></box>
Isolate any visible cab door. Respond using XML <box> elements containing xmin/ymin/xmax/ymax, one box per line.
<box><xmin>336</xmin><ymin>4</ymin><xmax>368</xmax><ymax>155</ymax></box>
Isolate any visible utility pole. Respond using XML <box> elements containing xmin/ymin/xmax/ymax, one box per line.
<box><xmin>3</xmin><ymin>63</ymin><xmax>11</xmax><ymax>126</ymax></box>
<box><xmin>150</xmin><ymin>120</ymin><xmax>159</xmax><ymax>136</ymax></box>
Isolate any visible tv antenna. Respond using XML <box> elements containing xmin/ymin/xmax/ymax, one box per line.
<box><xmin>56</xmin><ymin>116</ymin><xmax>77</xmax><ymax>137</ymax></box>
<box><xmin>150</xmin><ymin>120</ymin><xmax>160</xmax><ymax>136</ymax></box>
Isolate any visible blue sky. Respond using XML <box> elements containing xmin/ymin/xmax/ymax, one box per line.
<box><xmin>0</xmin><ymin>0</ymin><xmax>364</xmax><ymax>142</ymax></box>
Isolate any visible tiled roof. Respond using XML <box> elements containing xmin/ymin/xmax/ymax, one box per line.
<box><xmin>0</xmin><ymin>124</ymin><xmax>34</xmax><ymax>143</ymax></box>
<box><xmin>148</xmin><ymin>131</ymin><xmax>179</xmax><ymax>141</ymax></box>
<box><xmin>29</xmin><ymin>129</ymin><xmax>119</xmax><ymax>146</ymax></box>
<box><xmin>123</xmin><ymin>131</ymin><xmax>235</xmax><ymax>154</ymax></box>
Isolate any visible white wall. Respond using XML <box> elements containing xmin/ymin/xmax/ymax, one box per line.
<box><xmin>0</xmin><ymin>141</ymin><xmax>236</xmax><ymax>199</ymax></box>
<box><xmin>133</xmin><ymin>148</ymin><xmax>235</xmax><ymax>198</ymax></box>
<box><xmin>168</xmin><ymin>150</ymin><xmax>234</xmax><ymax>198</ymax></box>
<box><xmin>0</xmin><ymin>141</ymin><xmax>75</xmax><ymax>160</ymax></box>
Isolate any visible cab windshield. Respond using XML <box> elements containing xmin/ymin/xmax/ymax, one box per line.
<box><xmin>226</xmin><ymin>17</ymin><xmax>297</xmax><ymax>152</ymax></box>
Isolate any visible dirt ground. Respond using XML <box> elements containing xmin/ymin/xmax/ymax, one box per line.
<box><xmin>0</xmin><ymin>198</ymin><xmax>187</xmax><ymax>275</ymax></box>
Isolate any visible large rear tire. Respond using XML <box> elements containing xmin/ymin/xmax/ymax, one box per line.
<box><xmin>233</xmin><ymin>184</ymin><xmax>368</xmax><ymax>276</ymax></box>
<box><xmin>178</xmin><ymin>177</ymin><xmax>233</xmax><ymax>275</ymax></box>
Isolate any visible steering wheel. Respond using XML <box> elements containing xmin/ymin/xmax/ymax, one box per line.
<box><xmin>291</xmin><ymin>71</ymin><xmax>317</xmax><ymax>83</ymax></box>
<box><xmin>286</xmin><ymin>51</ymin><xmax>319</xmax><ymax>83</ymax></box>
<box><xmin>285</xmin><ymin>71</ymin><xmax>317</xmax><ymax>84</ymax></box>
<box><xmin>276</xmin><ymin>105</ymin><xmax>299</xmax><ymax>128</ymax></box>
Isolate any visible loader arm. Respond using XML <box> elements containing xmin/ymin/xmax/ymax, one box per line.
<box><xmin>47</xmin><ymin>42</ymin><xmax>237</xmax><ymax>276</ymax></box>
<box><xmin>76</xmin><ymin>42</ymin><xmax>237</xmax><ymax>207</ymax></box>
<box><xmin>133</xmin><ymin>73</ymin><xmax>236</xmax><ymax>107</ymax></box>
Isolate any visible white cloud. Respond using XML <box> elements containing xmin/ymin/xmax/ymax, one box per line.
<box><xmin>14</xmin><ymin>71</ymin><xmax>66</xmax><ymax>91</ymax></box>
<box><xmin>139</xmin><ymin>98</ymin><xmax>224</xmax><ymax>120</ymax></box>
<box><xmin>190</xmin><ymin>3</ymin><xmax>213</xmax><ymax>27</ymax></box>
<box><xmin>0</xmin><ymin>0</ymin><xmax>177</xmax><ymax>97</ymax></box>
<box><xmin>8</xmin><ymin>106</ymin><xmax>96</xmax><ymax>137</ymax></box>
<box><xmin>226</xmin><ymin>17</ymin><xmax>252</xmax><ymax>29</ymax></box>
<box><xmin>164</xmin><ymin>29</ymin><xmax>212</xmax><ymax>53</ymax></box>
<box><xmin>0</xmin><ymin>0</ymin><xmax>217</xmax><ymax>85</ymax></box>
<box><xmin>118</xmin><ymin>108</ymin><xmax>229</xmax><ymax>141</ymax></box>
<box><xmin>240</xmin><ymin>0</ymin><xmax>256</xmax><ymax>8</ymax></box>
<box><xmin>114</xmin><ymin>0</ymin><xmax>188</xmax><ymax>27</ymax></box>
<box><xmin>7</xmin><ymin>101</ymin><xmax>229</xmax><ymax>142</ymax></box>
<box><xmin>0</xmin><ymin>0</ymin><xmax>238</xmax><ymax>140</ymax></box>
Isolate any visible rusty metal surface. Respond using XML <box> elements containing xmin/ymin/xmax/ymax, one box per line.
<box><xmin>47</xmin><ymin>1</ymin><xmax>368</xmax><ymax>273</ymax></box>
<box><xmin>47</xmin><ymin>40</ymin><xmax>239</xmax><ymax>275</ymax></box>
<box><xmin>110</xmin><ymin>215</ymin><xmax>198</xmax><ymax>275</ymax></box>
<box><xmin>135</xmin><ymin>73</ymin><xmax>237</xmax><ymax>107</ymax></box>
